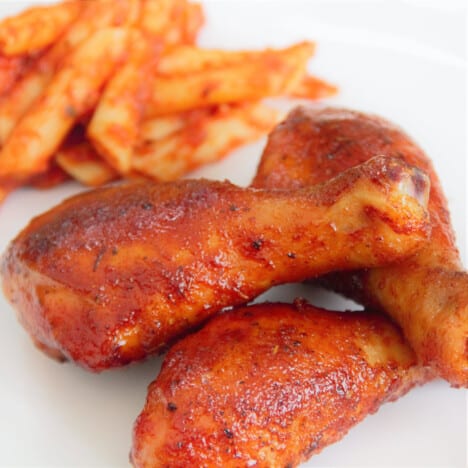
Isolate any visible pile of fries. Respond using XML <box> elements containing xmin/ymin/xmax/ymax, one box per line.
<box><xmin>0</xmin><ymin>0</ymin><xmax>336</xmax><ymax>203</ymax></box>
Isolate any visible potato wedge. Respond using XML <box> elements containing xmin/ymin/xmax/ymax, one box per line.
<box><xmin>167</xmin><ymin>0</ymin><xmax>205</xmax><ymax>45</ymax></box>
<box><xmin>157</xmin><ymin>42</ymin><xmax>315</xmax><ymax>76</ymax></box>
<box><xmin>147</xmin><ymin>42</ymin><xmax>314</xmax><ymax>116</ymax></box>
<box><xmin>0</xmin><ymin>0</ymin><xmax>336</xmax><ymax>205</ymax></box>
<box><xmin>0</xmin><ymin>27</ymin><xmax>130</xmax><ymax>185</ymax></box>
<box><xmin>140</xmin><ymin>113</ymin><xmax>188</xmax><ymax>141</ymax></box>
<box><xmin>0</xmin><ymin>0</ymin><xmax>82</xmax><ymax>56</ymax></box>
<box><xmin>87</xmin><ymin>32</ymin><xmax>155</xmax><ymax>174</ymax></box>
<box><xmin>139</xmin><ymin>0</ymin><xmax>178</xmax><ymax>39</ymax></box>
<box><xmin>292</xmin><ymin>74</ymin><xmax>338</xmax><ymax>99</ymax></box>
<box><xmin>56</xmin><ymin>141</ymin><xmax>117</xmax><ymax>187</ymax></box>
<box><xmin>45</xmin><ymin>0</ymin><xmax>140</xmax><ymax>66</ymax></box>
<box><xmin>0</xmin><ymin>67</ymin><xmax>50</xmax><ymax>144</ymax></box>
<box><xmin>133</xmin><ymin>103</ymin><xmax>279</xmax><ymax>180</ymax></box>
<box><xmin>182</xmin><ymin>2</ymin><xmax>204</xmax><ymax>44</ymax></box>
<box><xmin>0</xmin><ymin>0</ymin><xmax>140</xmax><ymax>144</ymax></box>
<box><xmin>139</xmin><ymin>0</ymin><xmax>204</xmax><ymax>46</ymax></box>
<box><xmin>0</xmin><ymin>53</ymin><xmax>35</xmax><ymax>97</ymax></box>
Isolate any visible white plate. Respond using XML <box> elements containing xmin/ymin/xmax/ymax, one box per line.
<box><xmin>0</xmin><ymin>1</ymin><xmax>466</xmax><ymax>467</ymax></box>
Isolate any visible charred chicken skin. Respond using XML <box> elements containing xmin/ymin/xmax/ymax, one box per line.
<box><xmin>253</xmin><ymin>106</ymin><xmax>468</xmax><ymax>387</ymax></box>
<box><xmin>2</xmin><ymin>156</ymin><xmax>430</xmax><ymax>371</ymax></box>
<box><xmin>131</xmin><ymin>301</ymin><xmax>432</xmax><ymax>468</ymax></box>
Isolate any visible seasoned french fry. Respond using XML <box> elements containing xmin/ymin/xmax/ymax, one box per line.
<box><xmin>139</xmin><ymin>0</ymin><xmax>178</xmax><ymax>39</ymax></box>
<box><xmin>0</xmin><ymin>0</ymin><xmax>336</xmax><ymax>204</ymax></box>
<box><xmin>156</xmin><ymin>46</ymin><xmax>252</xmax><ymax>75</ymax></box>
<box><xmin>45</xmin><ymin>0</ymin><xmax>140</xmax><ymax>66</ymax></box>
<box><xmin>133</xmin><ymin>103</ymin><xmax>279</xmax><ymax>181</ymax></box>
<box><xmin>164</xmin><ymin>0</ymin><xmax>190</xmax><ymax>45</ymax></box>
<box><xmin>141</xmin><ymin>113</ymin><xmax>188</xmax><ymax>141</ymax></box>
<box><xmin>0</xmin><ymin>53</ymin><xmax>35</xmax><ymax>97</ymax></box>
<box><xmin>0</xmin><ymin>68</ymin><xmax>49</xmax><ymax>144</ymax></box>
<box><xmin>157</xmin><ymin>42</ymin><xmax>315</xmax><ymax>76</ymax></box>
<box><xmin>88</xmin><ymin>32</ymin><xmax>155</xmax><ymax>174</ymax></box>
<box><xmin>166</xmin><ymin>0</ymin><xmax>204</xmax><ymax>45</ymax></box>
<box><xmin>147</xmin><ymin>42</ymin><xmax>314</xmax><ymax>116</ymax></box>
<box><xmin>0</xmin><ymin>28</ymin><xmax>130</xmax><ymax>185</ymax></box>
<box><xmin>140</xmin><ymin>105</ymin><xmax>259</xmax><ymax>143</ymax></box>
<box><xmin>56</xmin><ymin>141</ymin><xmax>118</xmax><ymax>187</ymax></box>
<box><xmin>0</xmin><ymin>0</ymin><xmax>140</xmax><ymax>144</ymax></box>
<box><xmin>292</xmin><ymin>74</ymin><xmax>338</xmax><ymax>100</ymax></box>
<box><xmin>0</xmin><ymin>0</ymin><xmax>82</xmax><ymax>56</ymax></box>
<box><xmin>139</xmin><ymin>0</ymin><xmax>203</xmax><ymax>47</ymax></box>
<box><xmin>181</xmin><ymin>2</ymin><xmax>204</xmax><ymax>44</ymax></box>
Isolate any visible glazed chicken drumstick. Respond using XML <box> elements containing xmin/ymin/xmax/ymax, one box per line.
<box><xmin>253</xmin><ymin>106</ymin><xmax>468</xmax><ymax>387</ymax></box>
<box><xmin>131</xmin><ymin>301</ymin><xmax>432</xmax><ymax>468</ymax></box>
<box><xmin>1</xmin><ymin>156</ymin><xmax>430</xmax><ymax>371</ymax></box>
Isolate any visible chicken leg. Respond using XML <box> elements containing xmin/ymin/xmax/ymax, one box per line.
<box><xmin>253</xmin><ymin>106</ymin><xmax>467</xmax><ymax>387</ymax></box>
<box><xmin>2</xmin><ymin>156</ymin><xmax>429</xmax><ymax>371</ymax></box>
<box><xmin>131</xmin><ymin>301</ymin><xmax>432</xmax><ymax>468</ymax></box>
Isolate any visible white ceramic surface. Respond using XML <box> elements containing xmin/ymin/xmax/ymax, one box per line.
<box><xmin>0</xmin><ymin>1</ymin><xmax>466</xmax><ymax>467</ymax></box>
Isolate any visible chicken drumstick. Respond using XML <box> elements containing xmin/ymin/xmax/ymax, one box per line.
<box><xmin>253</xmin><ymin>106</ymin><xmax>467</xmax><ymax>387</ymax></box>
<box><xmin>2</xmin><ymin>156</ymin><xmax>429</xmax><ymax>371</ymax></box>
<box><xmin>131</xmin><ymin>301</ymin><xmax>432</xmax><ymax>468</ymax></box>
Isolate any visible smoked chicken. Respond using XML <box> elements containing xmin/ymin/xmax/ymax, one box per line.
<box><xmin>253</xmin><ymin>106</ymin><xmax>468</xmax><ymax>387</ymax></box>
<box><xmin>131</xmin><ymin>301</ymin><xmax>432</xmax><ymax>468</ymax></box>
<box><xmin>1</xmin><ymin>156</ymin><xmax>430</xmax><ymax>371</ymax></box>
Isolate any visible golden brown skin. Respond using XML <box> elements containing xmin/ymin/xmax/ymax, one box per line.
<box><xmin>131</xmin><ymin>302</ymin><xmax>432</xmax><ymax>468</ymax></box>
<box><xmin>253</xmin><ymin>106</ymin><xmax>468</xmax><ymax>387</ymax></box>
<box><xmin>1</xmin><ymin>156</ymin><xmax>430</xmax><ymax>371</ymax></box>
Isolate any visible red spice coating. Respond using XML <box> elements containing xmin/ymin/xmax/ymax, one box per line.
<box><xmin>1</xmin><ymin>156</ymin><xmax>429</xmax><ymax>371</ymax></box>
<box><xmin>131</xmin><ymin>302</ymin><xmax>432</xmax><ymax>468</ymax></box>
<box><xmin>253</xmin><ymin>106</ymin><xmax>468</xmax><ymax>387</ymax></box>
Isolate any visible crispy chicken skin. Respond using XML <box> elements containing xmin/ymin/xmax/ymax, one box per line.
<box><xmin>131</xmin><ymin>302</ymin><xmax>432</xmax><ymax>468</ymax></box>
<box><xmin>253</xmin><ymin>106</ymin><xmax>468</xmax><ymax>387</ymax></box>
<box><xmin>1</xmin><ymin>156</ymin><xmax>430</xmax><ymax>371</ymax></box>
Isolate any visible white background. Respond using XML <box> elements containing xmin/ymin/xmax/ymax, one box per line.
<box><xmin>0</xmin><ymin>1</ymin><xmax>466</xmax><ymax>467</ymax></box>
